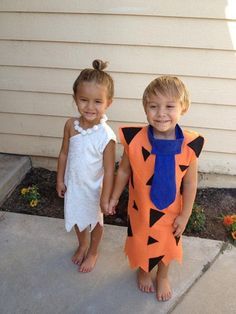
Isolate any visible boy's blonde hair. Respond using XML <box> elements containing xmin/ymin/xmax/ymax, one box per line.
<box><xmin>142</xmin><ymin>76</ymin><xmax>190</xmax><ymax>113</ymax></box>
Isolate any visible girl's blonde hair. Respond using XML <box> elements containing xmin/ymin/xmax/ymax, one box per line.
<box><xmin>143</xmin><ymin>76</ymin><xmax>190</xmax><ymax>113</ymax></box>
<box><xmin>73</xmin><ymin>59</ymin><xmax>114</xmax><ymax>100</ymax></box>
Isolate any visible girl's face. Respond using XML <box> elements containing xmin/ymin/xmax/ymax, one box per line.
<box><xmin>144</xmin><ymin>93</ymin><xmax>184</xmax><ymax>139</ymax></box>
<box><xmin>74</xmin><ymin>81</ymin><xmax>111</xmax><ymax>127</ymax></box>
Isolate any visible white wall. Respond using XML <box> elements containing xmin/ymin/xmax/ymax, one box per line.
<box><xmin>0</xmin><ymin>0</ymin><xmax>236</xmax><ymax>179</ymax></box>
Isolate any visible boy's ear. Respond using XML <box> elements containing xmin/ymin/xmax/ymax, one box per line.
<box><xmin>143</xmin><ymin>104</ymin><xmax>147</xmax><ymax>114</ymax></box>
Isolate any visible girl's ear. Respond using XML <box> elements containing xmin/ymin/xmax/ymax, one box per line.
<box><xmin>106</xmin><ymin>99</ymin><xmax>113</xmax><ymax>108</ymax></box>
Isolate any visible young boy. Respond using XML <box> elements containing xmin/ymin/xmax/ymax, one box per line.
<box><xmin>108</xmin><ymin>76</ymin><xmax>204</xmax><ymax>301</ymax></box>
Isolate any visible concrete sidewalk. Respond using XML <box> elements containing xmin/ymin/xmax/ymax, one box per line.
<box><xmin>0</xmin><ymin>211</ymin><xmax>235</xmax><ymax>314</ymax></box>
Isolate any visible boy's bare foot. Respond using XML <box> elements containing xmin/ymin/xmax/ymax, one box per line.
<box><xmin>71</xmin><ymin>246</ymin><xmax>87</xmax><ymax>265</ymax></box>
<box><xmin>137</xmin><ymin>268</ymin><xmax>155</xmax><ymax>293</ymax></box>
<box><xmin>79</xmin><ymin>252</ymin><xmax>98</xmax><ymax>273</ymax></box>
<box><xmin>156</xmin><ymin>275</ymin><xmax>172</xmax><ymax>301</ymax></box>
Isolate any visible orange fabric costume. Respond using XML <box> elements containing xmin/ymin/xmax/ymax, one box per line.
<box><xmin>119</xmin><ymin>126</ymin><xmax>204</xmax><ymax>273</ymax></box>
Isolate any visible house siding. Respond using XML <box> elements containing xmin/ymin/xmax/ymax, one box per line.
<box><xmin>0</xmin><ymin>1</ymin><xmax>235</xmax><ymax>183</ymax></box>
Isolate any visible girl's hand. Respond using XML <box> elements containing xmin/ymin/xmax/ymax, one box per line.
<box><xmin>107</xmin><ymin>199</ymin><xmax>118</xmax><ymax>215</ymax></box>
<box><xmin>56</xmin><ymin>182</ymin><xmax>67</xmax><ymax>198</ymax></box>
<box><xmin>173</xmin><ymin>214</ymin><xmax>189</xmax><ymax>237</ymax></box>
<box><xmin>100</xmin><ymin>199</ymin><xmax>109</xmax><ymax>215</ymax></box>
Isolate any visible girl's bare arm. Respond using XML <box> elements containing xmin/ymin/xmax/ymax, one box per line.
<box><xmin>56</xmin><ymin>120</ymin><xmax>70</xmax><ymax>197</ymax></box>
<box><xmin>100</xmin><ymin>140</ymin><xmax>116</xmax><ymax>212</ymax></box>
<box><xmin>108</xmin><ymin>151</ymin><xmax>131</xmax><ymax>214</ymax></box>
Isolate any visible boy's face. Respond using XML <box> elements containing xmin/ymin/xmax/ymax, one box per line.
<box><xmin>144</xmin><ymin>93</ymin><xmax>184</xmax><ymax>139</ymax></box>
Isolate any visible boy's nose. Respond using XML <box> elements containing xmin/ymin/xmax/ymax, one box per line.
<box><xmin>157</xmin><ymin>108</ymin><xmax>166</xmax><ymax>116</ymax></box>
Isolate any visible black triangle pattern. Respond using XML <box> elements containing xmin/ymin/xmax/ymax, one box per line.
<box><xmin>179</xmin><ymin>165</ymin><xmax>189</xmax><ymax>172</ymax></box>
<box><xmin>175</xmin><ymin>236</ymin><xmax>180</xmax><ymax>246</ymax></box>
<box><xmin>148</xmin><ymin>255</ymin><xmax>164</xmax><ymax>272</ymax></box>
<box><xmin>187</xmin><ymin>136</ymin><xmax>204</xmax><ymax>157</ymax></box>
<box><xmin>147</xmin><ymin>236</ymin><xmax>159</xmax><ymax>245</ymax></box>
<box><xmin>150</xmin><ymin>208</ymin><xmax>165</xmax><ymax>227</ymax></box>
<box><xmin>130</xmin><ymin>168</ymin><xmax>134</xmax><ymax>188</ymax></box>
<box><xmin>142</xmin><ymin>147</ymin><xmax>150</xmax><ymax>161</ymax></box>
<box><xmin>180</xmin><ymin>178</ymin><xmax>184</xmax><ymax>195</ymax></box>
<box><xmin>122</xmin><ymin>127</ymin><xmax>142</xmax><ymax>145</ymax></box>
<box><xmin>127</xmin><ymin>217</ymin><xmax>133</xmax><ymax>237</ymax></box>
<box><xmin>146</xmin><ymin>174</ymin><xmax>154</xmax><ymax>186</ymax></box>
<box><xmin>133</xmin><ymin>200</ymin><xmax>138</xmax><ymax>210</ymax></box>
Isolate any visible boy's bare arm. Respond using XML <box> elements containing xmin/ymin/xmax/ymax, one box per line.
<box><xmin>100</xmin><ymin>140</ymin><xmax>116</xmax><ymax>212</ymax></box>
<box><xmin>173</xmin><ymin>159</ymin><xmax>198</xmax><ymax>237</ymax></box>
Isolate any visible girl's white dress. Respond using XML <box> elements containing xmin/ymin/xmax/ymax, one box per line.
<box><xmin>64</xmin><ymin>118</ymin><xmax>116</xmax><ymax>232</ymax></box>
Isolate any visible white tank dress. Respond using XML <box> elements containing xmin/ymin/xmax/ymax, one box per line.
<box><xmin>64</xmin><ymin>118</ymin><xmax>116</xmax><ymax>232</ymax></box>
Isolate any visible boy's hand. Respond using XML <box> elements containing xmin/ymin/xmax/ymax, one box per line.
<box><xmin>107</xmin><ymin>199</ymin><xmax>118</xmax><ymax>215</ymax></box>
<box><xmin>56</xmin><ymin>182</ymin><xmax>67</xmax><ymax>198</ymax></box>
<box><xmin>173</xmin><ymin>214</ymin><xmax>189</xmax><ymax>237</ymax></box>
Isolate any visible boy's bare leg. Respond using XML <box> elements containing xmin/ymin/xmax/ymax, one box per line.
<box><xmin>156</xmin><ymin>261</ymin><xmax>172</xmax><ymax>301</ymax></box>
<box><xmin>137</xmin><ymin>268</ymin><xmax>155</xmax><ymax>293</ymax></box>
<box><xmin>79</xmin><ymin>223</ymin><xmax>103</xmax><ymax>273</ymax></box>
<box><xmin>72</xmin><ymin>225</ymin><xmax>89</xmax><ymax>265</ymax></box>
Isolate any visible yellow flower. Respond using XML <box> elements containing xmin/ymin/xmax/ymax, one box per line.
<box><xmin>21</xmin><ymin>188</ymin><xmax>29</xmax><ymax>195</ymax></box>
<box><xmin>231</xmin><ymin>231</ymin><xmax>236</xmax><ymax>240</ymax></box>
<box><xmin>231</xmin><ymin>215</ymin><xmax>236</xmax><ymax>223</ymax></box>
<box><xmin>30</xmin><ymin>199</ymin><xmax>38</xmax><ymax>207</ymax></box>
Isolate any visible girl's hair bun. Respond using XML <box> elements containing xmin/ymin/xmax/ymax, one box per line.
<box><xmin>92</xmin><ymin>59</ymin><xmax>108</xmax><ymax>71</ymax></box>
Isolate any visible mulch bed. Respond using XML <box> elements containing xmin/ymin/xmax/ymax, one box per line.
<box><xmin>1</xmin><ymin>167</ymin><xmax>236</xmax><ymax>242</ymax></box>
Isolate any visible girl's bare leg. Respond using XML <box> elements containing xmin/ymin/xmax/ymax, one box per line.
<box><xmin>79</xmin><ymin>223</ymin><xmax>103</xmax><ymax>273</ymax></box>
<box><xmin>72</xmin><ymin>225</ymin><xmax>89</xmax><ymax>265</ymax></box>
<box><xmin>156</xmin><ymin>261</ymin><xmax>172</xmax><ymax>301</ymax></box>
<box><xmin>137</xmin><ymin>268</ymin><xmax>155</xmax><ymax>293</ymax></box>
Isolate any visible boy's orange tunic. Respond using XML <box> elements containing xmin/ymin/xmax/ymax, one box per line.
<box><xmin>119</xmin><ymin>126</ymin><xmax>204</xmax><ymax>273</ymax></box>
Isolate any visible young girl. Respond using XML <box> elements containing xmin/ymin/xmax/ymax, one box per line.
<box><xmin>108</xmin><ymin>76</ymin><xmax>204</xmax><ymax>301</ymax></box>
<box><xmin>57</xmin><ymin>60</ymin><xmax>116</xmax><ymax>273</ymax></box>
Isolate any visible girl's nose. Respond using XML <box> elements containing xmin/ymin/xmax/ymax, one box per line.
<box><xmin>87</xmin><ymin>101</ymin><xmax>94</xmax><ymax>109</ymax></box>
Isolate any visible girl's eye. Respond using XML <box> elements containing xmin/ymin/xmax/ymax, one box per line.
<box><xmin>95</xmin><ymin>100</ymin><xmax>102</xmax><ymax>104</ymax></box>
<box><xmin>80</xmin><ymin>98</ymin><xmax>87</xmax><ymax>102</ymax></box>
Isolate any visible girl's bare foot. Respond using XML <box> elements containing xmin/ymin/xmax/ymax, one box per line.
<box><xmin>137</xmin><ymin>268</ymin><xmax>155</xmax><ymax>293</ymax></box>
<box><xmin>71</xmin><ymin>246</ymin><xmax>87</xmax><ymax>265</ymax></box>
<box><xmin>156</xmin><ymin>275</ymin><xmax>172</xmax><ymax>301</ymax></box>
<box><xmin>79</xmin><ymin>252</ymin><xmax>98</xmax><ymax>273</ymax></box>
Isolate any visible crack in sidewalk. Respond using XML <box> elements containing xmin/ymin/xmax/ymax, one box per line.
<box><xmin>168</xmin><ymin>241</ymin><xmax>230</xmax><ymax>313</ymax></box>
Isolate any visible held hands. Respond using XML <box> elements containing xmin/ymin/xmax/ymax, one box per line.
<box><xmin>101</xmin><ymin>198</ymin><xmax>118</xmax><ymax>216</ymax></box>
<box><xmin>108</xmin><ymin>199</ymin><xmax>118</xmax><ymax>215</ymax></box>
<box><xmin>56</xmin><ymin>182</ymin><xmax>67</xmax><ymax>198</ymax></box>
<box><xmin>173</xmin><ymin>214</ymin><xmax>189</xmax><ymax>238</ymax></box>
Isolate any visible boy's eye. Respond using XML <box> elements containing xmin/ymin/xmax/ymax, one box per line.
<box><xmin>95</xmin><ymin>100</ymin><xmax>102</xmax><ymax>104</ymax></box>
<box><xmin>80</xmin><ymin>98</ymin><xmax>87</xmax><ymax>102</ymax></box>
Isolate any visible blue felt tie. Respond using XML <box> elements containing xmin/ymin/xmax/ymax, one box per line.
<box><xmin>148</xmin><ymin>125</ymin><xmax>184</xmax><ymax>210</ymax></box>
